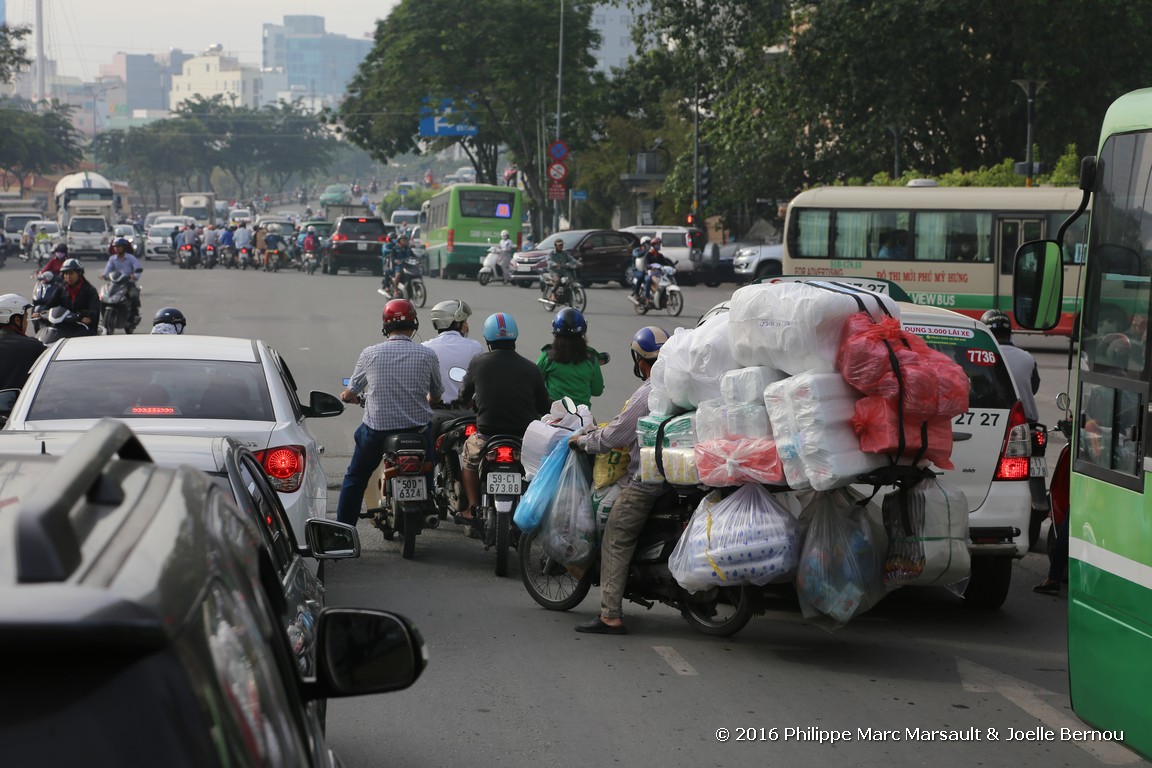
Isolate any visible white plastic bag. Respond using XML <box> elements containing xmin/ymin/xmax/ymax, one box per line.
<box><xmin>721</xmin><ymin>366</ymin><xmax>786</xmax><ymax>406</ymax></box>
<box><xmin>685</xmin><ymin>313</ymin><xmax>739</xmax><ymax>406</ymax></box>
<box><xmin>541</xmin><ymin>450</ymin><xmax>597</xmax><ymax>566</ymax></box>
<box><xmin>669</xmin><ymin>485</ymin><xmax>802</xmax><ymax>593</ymax></box>
<box><xmin>882</xmin><ymin>477</ymin><xmax>970</xmax><ymax>586</ymax></box>
<box><xmin>591</xmin><ymin>484</ymin><xmax>621</xmax><ymax>539</ymax></box>
<box><xmin>521</xmin><ymin>420</ymin><xmax>569</xmax><ymax>481</ymax></box>
<box><xmin>694</xmin><ymin>399</ymin><xmax>728</xmax><ymax>443</ymax></box>
<box><xmin>726</xmin><ymin>403</ymin><xmax>770</xmax><ymax>439</ymax></box>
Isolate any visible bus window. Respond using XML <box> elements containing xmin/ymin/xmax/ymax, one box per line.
<box><xmin>998</xmin><ymin>218</ymin><xmax>1045</xmax><ymax>275</ymax></box>
<box><xmin>791</xmin><ymin>209</ymin><xmax>830</xmax><ymax>258</ymax></box>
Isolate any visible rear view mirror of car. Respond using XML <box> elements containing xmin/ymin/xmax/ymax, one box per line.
<box><xmin>305</xmin><ymin>518</ymin><xmax>360</xmax><ymax>559</ymax></box>
<box><xmin>306</xmin><ymin>390</ymin><xmax>345</xmax><ymax>418</ymax></box>
<box><xmin>308</xmin><ymin>608</ymin><xmax>427</xmax><ymax>699</ymax></box>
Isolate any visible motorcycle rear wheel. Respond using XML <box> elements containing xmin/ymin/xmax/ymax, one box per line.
<box><xmin>572</xmin><ymin>285</ymin><xmax>587</xmax><ymax>312</ymax></box>
<box><xmin>519</xmin><ymin>529</ymin><xmax>592</xmax><ymax>610</ymax></box>
<box><xmin>401</xmin><ymin>517</ymin><xmax>416</xmax><ymax>560</ymax></box>
<box><xmin>680</xmin><ymin>586</ymin><xmax>753</xmax><ymax>637</ymax></box>
<box><xmin>410</xmin><ymin>281</ymin><xmax>427</xmax><ymax>308</ymax></box>
<box><xmin>495</xmin><ymin>512</ymin><xmax>510</xmax><ymax>577</ymax></box>
<box><xmin>666</xmin><ymin>291</ymin><xmax>684</xmax><ymax>317</ymax></box>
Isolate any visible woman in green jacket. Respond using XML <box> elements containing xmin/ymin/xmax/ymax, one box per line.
<box><xmin>536</xmin><ymin>308</ymin><xmax>604</xmax><ymax>407</ymax></box>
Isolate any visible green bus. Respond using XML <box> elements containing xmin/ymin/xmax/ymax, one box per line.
<box><xmin>1013</xmin><ymin>87</ymin><xmax>1152</xmax><ymax>760</ymax></box>
<box><xmin>422</xmin><ymin>184</ymin><xmax>523</xmax><ymax>279</ymax></box>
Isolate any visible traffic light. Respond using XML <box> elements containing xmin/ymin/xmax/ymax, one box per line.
<box><xmin>699</xmin><ymin>162</ymin><xmax>711</xmax><ymax>209</ymax></box>
<box><xmin>686</xmin><ymin>213</ymin><xmax>697</xmax><ymax>226</ymax></box>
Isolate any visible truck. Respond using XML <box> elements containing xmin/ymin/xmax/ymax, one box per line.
<box><xmin>64</xmin><ymin>202</ymin><xmax>115</xmax><ymax>260</ymax></box>
<box><xmin>178</xmin><ymin>193</ymin><xmax>216</xmax><ymax>227</ymax></box>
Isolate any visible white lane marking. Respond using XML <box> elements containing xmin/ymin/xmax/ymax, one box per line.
<box><xmin>652</xmin><ymin>645</ymin><xmax>698</xmax><ymax>676</ymax></box>
<box><xmin>956</xmin><ymin>657</ymin><xmax>1139</xmax><ymax>765</ymax></box>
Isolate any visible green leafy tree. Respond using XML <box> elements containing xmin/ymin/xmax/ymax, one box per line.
<box><xmin>0</xmin><ymin>24</ymin><xmax>30</xmax><ymax>84</ymax></box>
<box><xmin>0</xmin><ymin>99</ymin><xmax>83</xmax><ymax>194</ymax></box>
<box><xmin>257</xmin><ymin>100</ymin><xmax>336</xmax><ymax>194</ymax></box>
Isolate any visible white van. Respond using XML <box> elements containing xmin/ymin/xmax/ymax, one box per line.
<box><xmin>390</xmin><ymin>209</ymin><xmax>420</xmax><ymax>228</ymax></box>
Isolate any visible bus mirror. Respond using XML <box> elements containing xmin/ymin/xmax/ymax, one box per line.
<box><xmin>1079</xmin><ymin>156</ymin><xmax>1097</xmax><ymax>192</ymax></box>
<box><xmin>1013</xmin><ymin>240</ymin><xmax>1064</xmax><ymax>331</ymax></box>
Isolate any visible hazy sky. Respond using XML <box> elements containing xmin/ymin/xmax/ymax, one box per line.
<box><xmin>4</xmin><ymin>0</ymin><xmax>401</xmax><ymax>81</ymax></box>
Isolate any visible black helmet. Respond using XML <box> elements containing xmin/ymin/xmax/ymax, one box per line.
<box><xmin>980</xmin><ymin>309</ymin><xmax>1012</xmax><ymax>338</ymax></box>
<box><xmin>60</xmin><ymin>258</ymin><xmax>84</xmax><ymax>274</ymax></box>
<box><xmin>153</xmin><ymin>307</ymin><xmax>187</xmax><ymax>334</ymax></box>
<box><xmin>551</xmin><ymin>307</ymin><xmax>587</xmax><ymax>336</ymax></box>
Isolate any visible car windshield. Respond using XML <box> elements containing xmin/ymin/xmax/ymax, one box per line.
<box><xmin>28</xmin><ymin>222</ymin><xmax>59</xmax><ymax>234</ymax></box>
<box><xmin>5</xmin><ymin>215</ymin><xmax>39</xmax><ymax>232</ymax></box>
<box><xmin>70</xmin><ymin>218</ymin><xmax>107</xmax><ymax>233</ymax></box>
<box><xmin>115</xmin><ymin>226</ymin><xmax>134</xmax><ymax>236</ymax></box>
<box><xmin>536</xmin><ymin>232</ymin><xmax>587</xmax><ymax>250</ymax></box>
<box><xmin>903</xmin><ymin>324</ymin><xmax>1015</xmax><ymax>410</ymax></box>
<box><xmin>338</xmin><ymin>219</ymin><xmax>384</xmax><ymax>236</ymax></box>
<box><xmin>27</xmin><ymin>360</ymin><xmax>275</xmax><ymax>421</ymax></box>
<box><xmin>324</xmin><ymin>185</ymin><xmax>347</xmax><ymax>194</ymax></box>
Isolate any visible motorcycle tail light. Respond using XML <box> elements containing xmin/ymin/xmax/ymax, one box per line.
<box><xmin>254</xmin><ymin>445</ymin><xmax>305</xmax><ymax>493</ymax></box>
<box><xmin>464</xmin><ymin>424</ymin><xmax>477</xmax><ymax>438</ymax></box>
<box><xmin>397</xmin><ymin>454</ymin><xmax>424</xmax><ymax>474</ymax></box>
<box><xmin>487</xmin><ymin>445</ymin><xmax>519</xmax><ymax>464</ymax></box>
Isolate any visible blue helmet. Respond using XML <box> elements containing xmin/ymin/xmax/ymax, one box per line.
<box><xmin>630</xmin><ymin>325</ymin><xmax>669</xmax><ymax>380</ymax></box>
<box><xmin>551</xmin><ymin>307</ymin><xmax>586</xmax><ymax>337</ymax></box>
<box><xmin>483</xmin><ymin>312</ymin><xmax>519</xmax><ymax>342</ymax></box>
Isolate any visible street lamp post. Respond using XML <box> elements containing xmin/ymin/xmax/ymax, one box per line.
<box><xmin>1013</xmin><ymin>79</ymin><xmax>1046</xmax><ymax>187</ymax></box>
<box><xmin>553</xmin><ymin>0</ymin><xmax>564</xmax><ymax>235</ymax></box>
<box><xmin>888</xmin><ymin>125</ymin><xmax>902</xmax><ymax>178</ymax></box>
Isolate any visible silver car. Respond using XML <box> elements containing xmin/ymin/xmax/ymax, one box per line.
<box><xmin>0</xmin><ymin>334</ymin><xmax>345</xmax><ymax>545</ymax></box>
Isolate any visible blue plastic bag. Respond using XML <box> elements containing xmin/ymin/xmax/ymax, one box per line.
<box><xmin>514</xmin><ymin>438</ymin><xmax>570</xmax><ymax>532</ymax></box>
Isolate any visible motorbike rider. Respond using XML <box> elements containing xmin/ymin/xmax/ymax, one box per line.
<box><xmin>641</xmin><ymin>236</ymin><xmax>675</xmax><ymax>305</ymax></box>
<box><xmin>536</xmin><ymin>308</ymin><xmax>604</xmax><ymax>407</ymax></box>
<box><xmin>0</xmin><ymin>293</ymin><xmax>45</xmax><ymax>389</ymax></box>
<box><xmin>334</xmin><ymin>299</ymin><xmax>444</xmax><ymax>527</ymax></box>
<box><xmin>569</xmin><ymin>325</ymin><xmax>671</xmax><ymax>635</ymax></box>
<box><xmin>218</xmin><ymin>224</ymin><xmax>236</xmax><ymax>261</ymax></box>
<box><xmin>103</xmin><ymin>238</ymin><xmax>144</xmax><ymax>324</ymax></box>
<box><xmin>497</xmin><ymin>229</ymin><xmax>516</xmax><ymax>285</ymax></box>
<box><xmin>233</xmin><ymin>221</ymin><xmax>253</xmax><ymax>255</ymax></box>
<box><xmin>382</xmin><ymin>233</ymin><xmax>417</xmax><ymax>297</ymax></box>
<box><xmin>38</xmin><ymin>258</ymin><xmax>100</xmax><ymax>333</ymax></box>
<box><xmin>630</xmin><ymin>236</ymin><xmax>652</xmax><ymax>298</ymax></box>
<box><xmin>264</xmin><ymin>224</ymin><xmax>285</xmax><ymax>269</ymax></box>
<box><xmin>151</xmin><ymin>306</ymin><xmax>187</xmax><ymax>336</ymax></box>
<box><xmin>423</xmin><ymin>299</ymin><xmax>484</xmax><ymax>404</ymax></box>
<box><xmin>457</xmin><ymin>313</ymin><xmax>551</xmax><ymax>526</ymax></box>
<box><xmin>202</xmin><ymin>223</ymin><xmax>220</xmax><ymax>255</ymax></box>
<box><xmin>546</xmin><ymin>238</ymin><xmax>579</xmax><ymax>301</ymax></box>
<box><xmin>176</xmin><ymin>225</ymin><xmax>199</xmax><ymax>265</ymax></box>
<box><xmin>39</xmin><ymin>243</ymin><xmax>69</xmax><ymax>277</ymax></box>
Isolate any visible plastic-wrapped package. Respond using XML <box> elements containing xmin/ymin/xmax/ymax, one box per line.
<box><xmin>795</xmin><ymin>490</ymin><xmax>887</xmax><ymax>627</ymax></box>
<box><xmin>764</xmin><ymin>373</ymin><xmax>887</xmax><ymax>491</ymax></box>
<box><xmin>669</xmin><ymin>485</ymin><xmax>802</xmax><ymax>592</ymax></box>
<box><xmin>924</xmin><ymin>348</ymin><xmax>970</xmax><ymax>418</ymax></box>
<box><xmin>521</xmin><ymin>420</ymin><xmax>571</xmax><ymax>481</ymax></box>
<box><xmin>646</xmin><ymin>356</ymin><xmax>686</xmax><ymax>417</ymax></box>
<box><xmin>695</xmin><ymin>438</ymin><xmax>783</xmax><ymax>486</ymax></box>
<box><xmin>852</xmin><ymin>396</ymin><xmax>955</xmax><ymax>470</ymax></box>
<box><xmin>591</xmin><ymin>484</ymin><xmax>621</xmax><ymax>539</ymax></box>
<box><xmin>721</xmin><ymin>366</ymin><xmax>786</xmax><ymax>406</ymax></box>
<box><xmin>694</xmin><ymin>399</ymin><xmax>728</xmax><ymax>443</ymax></box>
<box><xmin>728</xmin><ymin>282</ymin><xmax>900</xmax><ymax>374</ymax></box>
<box><xmin>541</xmin><ymin>450</ymin><xmax>597</xmax><ymax>566</ymax></box>
<box><xmin>684</xmin><ymin>313</ymin><xmax>739</xmax><ymax>406</ymax></box>
<box><xmin>660</xmin><ymin>327</ymin><xmax>698</xmax><ymax>409</ymax></box>
<box><xmin>837</xmin><ymin>314</ymin><xmax>919</xmax><ymax>394</ymax></box>
<box><xmin>547</xmin><ymin>399</ymin><xmax>595</xmax><ymax>430</ymax></box>
<box><xmin>637</xmin><ymin>412</ymin><xmax>697</xmax><ymax>448</ymax></box>
<box><xmin>726</xmin><ymin>403</ymin><xmax>770</xmax><ymax>439</ymax></box>
<box><xmin>639</xmin><ymin>446</ymin><xmax>699</xmax><ymax>485</ymax></box>
<box><xmin>514</xmin><ymin>439</ymin><xmax>570</xmax><ymax>532</ymax></box>
<box><xmin>881</xmin><ymin>477</ymin><xmax>970</xmax><ymax>586</ymax></box>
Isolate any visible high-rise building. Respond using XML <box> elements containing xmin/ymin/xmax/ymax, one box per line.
<box><xmin>169</xmin><ymin>49</ymin><xmax>264</xmax><ymax>111</ymax></box>
<box><xmin>590</xmin><ymin>1</ymin><xmax>646</xmax><ymax>75</ymax></box>
<box><xmin>262</xmin><ymin>15</ymin><xmax>372</xmax><ymax>107</ymax></box>
<box><xmin>0</xmin><ymin>0</ymin><xmax>7</xmax><ymax>25</ymax></box>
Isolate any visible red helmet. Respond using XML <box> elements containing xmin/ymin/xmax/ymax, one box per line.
<box><xmin>383</xmin><ymin>298</ymin><xmax>419</xmax><ymax>333</ymax></box>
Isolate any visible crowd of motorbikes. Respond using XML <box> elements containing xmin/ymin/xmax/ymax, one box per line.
<box><xmin>174</xmin><ymin>238</ymin><xmax>319</xmax><ymax>275</ymax></box>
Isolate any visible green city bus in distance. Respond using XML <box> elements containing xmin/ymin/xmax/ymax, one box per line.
<box><xmin>422</xmin><ymin>184</ymin><xmax>523</xmax><ymax>280</ymax></box>
<box><xmin>1013</xmin><ymin>87</ymin><xmax>1152</xmax><ymax>760</ymax></box>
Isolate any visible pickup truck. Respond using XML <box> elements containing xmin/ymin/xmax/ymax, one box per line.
<box><xmin>66</xmin><ymin>209</ymin><xmax>114</xmax><ymax>260</ymax></box>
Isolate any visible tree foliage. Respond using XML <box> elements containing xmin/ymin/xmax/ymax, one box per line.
<box><xmin>0</xmin><ymin>24</ymin><xmax>31</xmax><ymax>84</ymax></box>
<box><xmin>0</xmin><ymin>99</ymin><xmax>84</xmax><ymax>193</ymax></box>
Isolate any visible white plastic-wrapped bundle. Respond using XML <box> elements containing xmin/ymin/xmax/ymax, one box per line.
<box><xmin>728</xmin><ymin>281</ymin><xmax>900</xmax><ymax>374</ymax></box>
<box><xmin>656</xmin><ymin>327</ymin><xmax>697</xmax><ymax>410</ymax></box>
<box><xmin>669</xmin><ymin>485</ymin><xmax>802</xmax><ymax>592</ymax></box>
<box><xmin>646</xmin><ymin>356</ymin><xmax>685</xmax><ymax>417</ymax></box>
<box><xmin>521</xmin><ymin>421</ymin><xmax>570</xmax><ymax>481</ymax></box>
<box><xmin>881</xmin><ymin>477</ymin><xmax>970</xmax><ymax>586</ymax></box>
<box><xmin>684</xmin><ymin>313</ymin><xmax>739</xmax><ymax>406</ymax></box>
<box><xmin>639</xmin><ymin>445</ymin><xmax>699</xmax><ymax>485</ymax></box>
<box><xmin>636</xmin><ymin>412</ymin><xmax>696</xmax><ymax>448</ymax></box>
<box><xmin>726</xmin><ymin>403</ymin><xmax>770</xmax><ymax>439</ymax></box>
<box><xmin>721</xmin><ymin>366</ymin><xmax>787</xmax><ymax>406</ymax></box>
<box><xmin>694</xmin><ymin>399</ymin><xmax>728</xmax><ymax>443</ymax></box>
<box><xmin>765</xmin><ymin>372</ymin><xmax>887</xmax><ymax>491</ymax></box>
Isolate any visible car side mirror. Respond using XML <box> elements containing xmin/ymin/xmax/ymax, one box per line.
<box><xmin>304</xmin><ymin>518</ymin><xmax>360</xmax><ymax>559</ymax></box>
<box><xmin>305</xmin><ymin>390</ymin><xmax>344</xmax><ymax>418</ymax></box>
<box><xmin>305</xmin><ymin>608</ymin><xmax>427</xmax><ymax>700</ymax></box>
<box><xmin>0</xmin><ymin>388</ymin><xmax>19</xmax><ymax>426</ymax></box>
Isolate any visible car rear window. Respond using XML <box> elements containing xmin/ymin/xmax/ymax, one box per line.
<box><xmin>337</xmin><ymin>218</ymin><xmax>385</xmax><ymax>236</ymax></box>
<box><xmin>27</xmin><ymin>360</ymin><xmax>274</xmax><ymax>421</ymax></box>
<box><xmin>458</xmin><ymin>189</ymin><xmax>515</xmax><ymax>219</ymax></box>
<box><xmin>902</xmin><ymin>323</ymin><xmax>1016</xmax><ymax>409</ymax></box>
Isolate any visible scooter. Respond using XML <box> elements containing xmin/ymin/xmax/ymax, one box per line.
<box><xmin>302</xmin><ymin>250</ymin><xmax>319</xmax><ymax>275</ymax></box>
<box><xmin>631</xmin><ymin>264</ymin><xmax>684</xmax><ymax>317</ymax></box>
<box><xmin>477</xmin><ymin>244</ymin><xmax>504</xmax><ymax>286</ymax></box>
<box><xmin>265</xmin><ymin>245</ymin><xmax>283</xmax><ymax>272</ymax></box>
<box><xmin>99</xmin><ymin>270</ymin><xmax>140</xmax><ymax>335</ymax></box>
<box><xmin>474</xmin><ymin>433</ymin><xmax>526</xmax><ymax>576</ymax></box>
<box><xmin>221</xmin><ymin>246</ymin><xmax>237</xmax><ymax>269</ymax></box>
<box><xmin>238</xmin><ymin>246</ymin><xmax>253</xmax><ymax>270</ymax></box>
<box><xmin>538</xmin><ymin>262</ymin><xmax>587</xmax><ymax>312</ymax></box>
<box><xmin>37</xmin><ymin>307</ymin><xmax>95</xmax><ymax>342</ymax></box>
<box><xmin>177</xmin><ymin>243</ymin><xmax>198</xmax><ymax>269</ymax></box>
<box><xmin>204</xmin><ymin>244</ymin><xmax>218</xmax><ymax>269</ymax></box>
<box><xmin>365</xmin><ymin>430</ymin><xmax>435</xmax><ymax>560</ymax></box>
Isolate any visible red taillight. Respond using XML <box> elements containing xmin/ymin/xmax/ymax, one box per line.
<box><xmin>378</xmin><ymin>235</ymin><xmax>387</xmax><ymax>242</ymax></box>
<box><xmin>332</xmin><ymin>233</ymin><xmax>348</xmax><ymax>242</ymax></box>
<box><xmin>435</xmin><ymin>435</ymin><xmax>445</xmax><ymax>451</ymax></box>
<box><xmin>357</xmin><ymin>218</ymin><xmax>367</xmax><ymax>222</ymax></box>
<box><xmin>129</xmin><ymin>406</ymin><xmax>176</xmax><ymax>415</ymax></box>
<box><xmin>463</xmin><ymin>423</ymin><xmax>477</xmax><ymax>437</ymax></box>
<box><xmin>488</xmin><ymin>445</ymin><xmax>519</xmax><ymax>464</ymax></box>
<box><xmin>995</xmin><ymin>402</ymin><xmax>1031</xmax><ymax>481</ymax></box>
<box><xmin>447</xmin><ymin>228</ymin><xmax>455</xmax><ymax>252</ymax></box>
<box><xmin>254</xmin><ymin>445</ymin><xmax>305</xmax><ymax>493</ymax></box>
<box><xmin>1034</xmin><ymin>428</ymin><xmax>1047</xmax><ymax>449</ymax></box>
<box><xmin>397</xmin><ymin>455</ymin><xmax>423</xmax><ymax>474</ymax></box>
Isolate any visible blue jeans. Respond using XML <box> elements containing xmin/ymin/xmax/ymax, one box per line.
<box><xmin>336</xmin><ymin>422</ymin><xmax>431</xmax><ymax>526</ymax></box>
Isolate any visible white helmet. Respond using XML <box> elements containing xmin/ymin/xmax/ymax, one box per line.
<box><xmin>640</xmin><ymin>236</ymin><xmax>652</xmax><ymax>246</ymax></box>
<box><xmin>267</xmin><ymin>224</ymin><xmax>280</xmax><ymax>234</ymax></box>
<box><xmin>501</xmin><ymin>230</ymin><xmax>510</xmax><ymax>238</ymax></box>
<box><xmin>430</xmin><ymin>299</ymin><xmax>472</xmax><ymax>331</ymax></box>
<box><xmin>0</xmin><ymin>293</ymin><xmax>33</xmax><ymax>324</ymax></box>
<box><xmin>307</xmin><ymin>225</ymin><xmax>316</xmax><ymax>233</ymax></box>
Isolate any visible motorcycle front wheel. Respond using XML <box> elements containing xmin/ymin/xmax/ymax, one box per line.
<box><xmin>519</xmin><ymin>529</ymin><xmax>592</xmax><ymax>610</ymax></box>
<box><xmin>571</xmin><ymin>284</ymin><xmax>587</xmax><ymax>312</ymax></box>
<box><xmin>410</xmin><ymin>280</ymin><xmax>427</xmax><ymax>308</ymax></box>
<box><xmin>102</xmin><ymin>307</ymin><xmax>117</xmax><ymax>335</ymax></box>
<box><xmin>680</xmin><ymin>586</ymin><xmax>753</xmax><ymax>637</ymax></box>
<box><xmin>478</xmin><ymin>271</ymin><xmax>492</xmax><ymax>287</ymax></box>
<box><xmin>666</xmin><ymin>290</ymin><xmax>684</xmax><ymax>317</ymax></box>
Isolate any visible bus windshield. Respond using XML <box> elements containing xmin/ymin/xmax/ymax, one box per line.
<box><xmin>458</xmin><ymin>189</ymin><xmax>515</xmax><ymax>219</ymax></box>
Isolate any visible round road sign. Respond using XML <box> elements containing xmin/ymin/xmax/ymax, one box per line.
<box><xmin>548</xmin><ymin>161</ymin><xmax>568</xmax><ymax>182</ymax></box>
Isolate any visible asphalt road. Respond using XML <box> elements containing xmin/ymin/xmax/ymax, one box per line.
<box><xmin>6</xmin><ymin>259</ymin><xmax>1138</xmax><ymax>767</ymax></box>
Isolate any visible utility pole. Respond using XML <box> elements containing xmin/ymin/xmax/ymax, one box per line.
<box><xmin>1013</xmin><ymin>79</ymin><xmax>1046</xmax><ymax>188</ymax></box>
<box><xmin>35</xmin><ymin>0</ymin><xmax>46</xmax><ymax>104</ymax></box>
<box><xmin>553</xmin><ymin>0</ymin><xmax>564</xmax><ymax>235</ymax></box>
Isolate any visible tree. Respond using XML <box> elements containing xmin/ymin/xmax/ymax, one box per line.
<box><xmin>0</xmin><ymin>24</ymin><xmax>31</xmax><ymax>84</ymax></box>
<box><xmin>257</xmin><ymin>100</ymin><xmax>336</xmax><ymax>194</ymax></box>
<box><xmin>0</xmin><ymin>99</ymin><xmax>84</xmax><ymax>194</ymax></box>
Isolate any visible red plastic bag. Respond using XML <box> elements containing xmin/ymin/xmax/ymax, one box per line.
<box><xmin>837</xmin><ymin>314</ymin><xmax>904</xmax><ymax>394</ymax></box>
<box><xmin>695</xmin><ymin>438</ymin><xmax>783</xmax><ymax>486</ymax></box>
<box><xmin>851</xmin><ymin>395</ymin><xmax>955</xmax><ymax>469</ymax></box>
<box><xmin>923</xmin><ymin>348</ymin><xmax>970</xmax><ymax>418</ymax></box>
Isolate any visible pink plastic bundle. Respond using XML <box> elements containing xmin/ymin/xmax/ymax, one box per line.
<box><xmin>695</xmin><ymin>438</ymin><xmax>783</xmax><ymax>486</ymax></box>
<box><xmin>923</xmin><ymin>348</ymin><xmax>969</xmax><ymax>417</ymax></box>
<box><xmin>837</xmin><ymin>314</ymin><xmax>905</xmax><ymax>394</ymax></box>
<box><xmin>851</xmin><ymin>395</ymin><xmax>955</xmax><ymax>470</ymax></box>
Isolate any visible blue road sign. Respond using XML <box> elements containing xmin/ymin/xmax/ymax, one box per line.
<box><xmin>549</xmin><ymin>141</ymin><xmax>569</xmax><ymax>162</ymax></box>
<box><xmin>571</xmin><ymin>190</ymin><xmax>588</xmax><ymax>201</ymax></box>
<box><xmin>419</xmin><ymin>98</ymin><xmax>478</xmax><ymax>137</ymax></box>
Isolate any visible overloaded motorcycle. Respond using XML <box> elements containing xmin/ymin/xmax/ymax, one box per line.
<box><xmin>31</xmin><ymin>271</ymin><xmax>60</xmax><ymax>333</ymax></box>
<box><xmin>37</xmin><ymin>307</ymin><xmax>94</xmax><ymax>342</ymax></box>
<box><xmin>539</xmin><ymin>261</ymin><xmax>587</xmax><ymax>312</ymax></box>
<box><xmin>100</xmin><ymin>270</ymin><xmax>140</xmax><ymax>335</ymax></box>
<box><xmin>632</xmin><ymin>263</ymin><xmax>683</xmax><ymax>317</ymax></box>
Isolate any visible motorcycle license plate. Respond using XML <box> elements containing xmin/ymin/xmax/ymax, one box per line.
<box><xmin>358</xmin><ymin>242</ymin><xmax>369</xmax><ymax>251</ymax></box>
<box><xmin>392</xmin><ymin>476</ymin><xmax>427</xmax><ymax>501</ymax></box>
<box><xmin>486</xmin><ymin>472</ymin><xmax>522</xmax><ymax>495</ymax></box>
<box><xmin>1030</xmin><ymin>457</ymin><xmax>1047</xmax><ymax>478</ymax></box>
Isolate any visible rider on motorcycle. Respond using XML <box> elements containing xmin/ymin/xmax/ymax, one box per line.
<box><xmin>497</xmin><ymin>229</ymin><xmax>516</xmax><ymax>285</ymax></box>
<box><xmin>102</xmin><ymin>238</ymin><xmax>144</xmax><ymax>324</ymax></box>
<box><xmin>39</xmin><ymin>243</ymin><xmax>69</xmax><ymax>277</ymax></box>
<box><xmin>264</xmin><ymin>224</ymin><xmax>285</xmax><ymax>268</ymax></box>
<box><xmin>536</xmin><ymin>308</ymin><xmax>604</xmax><ymax>407</ymax></box>
<box><xmin>630</xmin><ymin>236</ymin><xmax>651</xmax><ymax>298</ymax></box>
<box><xmin>641</xmin><ymin>237</ymin><xmax>675</xmax><ymax>305</ymax></box>
<box><xmin>457</xmin><ymin>313</ymin><xmax>551</xmax><ymax>526</ymax></box>
<box><xmin>546</xmin><ymin>238</ymin><xmax>579</xmax><ymax>301</ymax></box>
<box><xmin>423</xmin><ymin>299</ymin><xmax>484</xmax><ymax>404</ymax></box>
<box><xmin>0</xmin><ymin>293</ymin><xmax>44</xmax><ymax>389</ymax></box>
<box><xmin>218</xmin><ymin>224</ymin><xmax>236</xmax><ymax>260</ymax></box>
<box><xmin>38</xmin><ymin>258</ymin><xmax>100</xmax><ymax>333</ymax></box>
<box><xmin>151</xmin><ymin>306</ymin><xmax>187</xmax><ymax>335</ymax></box>
<box><xmin>384</xmin><ymin>233</ymin><xmax>417</xmax><ymax>297</ymax></box>
<box><xmin>569</xmin><ymin>325</ymin><xmax>671</xmax><ymax>635</ymax></box>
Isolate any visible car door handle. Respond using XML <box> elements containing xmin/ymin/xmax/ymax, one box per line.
<box><xmin>952</xmin><ymin>431</ymin><xmax>973</xmax><ymax>441</ymax></box>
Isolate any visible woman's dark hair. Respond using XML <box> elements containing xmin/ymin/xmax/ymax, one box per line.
<box><xmin>549</xmin><ymin>334</ymin><xmax>588</xmax><ymax>364</ymax></box>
